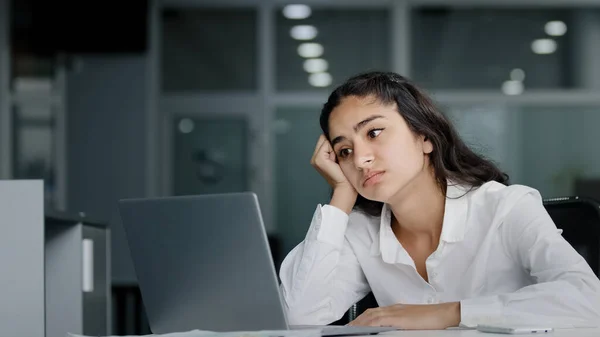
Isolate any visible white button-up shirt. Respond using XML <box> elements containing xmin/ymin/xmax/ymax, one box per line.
<box><xmin>279</xmin><ymin>181</ymin><xmax>600</xmax><ymax>328</ymax></box>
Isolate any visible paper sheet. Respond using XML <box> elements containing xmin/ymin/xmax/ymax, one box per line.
<box><xmin>67</xmin><ymin>328</ymin><xmax>322</xmax><ymax>337</ymax></box>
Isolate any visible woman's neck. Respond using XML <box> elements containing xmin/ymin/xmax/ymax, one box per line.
<box><xmin>387</xmin><ymin>168</ymin><xmax>446</xmax><ymax>242</ymax></box>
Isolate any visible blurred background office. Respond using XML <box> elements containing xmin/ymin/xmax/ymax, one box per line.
<box><xmin>2</xmin><ymin>0</ymin><xmax>600</xmax><ymax>335</ymax></box>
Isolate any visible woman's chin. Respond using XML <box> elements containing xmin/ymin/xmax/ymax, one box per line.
<box><xmin>359</xmin><ymin>190</ymin><xmax>389</xmax><ymax>204</ymax></box>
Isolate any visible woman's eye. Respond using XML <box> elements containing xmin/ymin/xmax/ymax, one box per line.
<box><xmin>339</xmin><ymin>148</ymin><xmax>353</xmax><ymax>158</ymax></box>
<box><xmin>368</xmin><ymin>128</ymin><xmax>383</xmax><ymax>138</ymax></box>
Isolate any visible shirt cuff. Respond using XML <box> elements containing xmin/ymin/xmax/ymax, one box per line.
<box><xmin>313</xmin><ymin>204</ymin><xmax>349</xmax><ymax>249</ymax></box>
<box><xmin>459</xmin><ymin>295</ymin><xmax>505</xmax><ymax>328</ymax></box>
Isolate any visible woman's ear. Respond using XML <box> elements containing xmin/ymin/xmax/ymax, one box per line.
<box><xmin>422</xmin><ymin>135</ymin><xmax>433</xmax><ymax>154</ymax></box>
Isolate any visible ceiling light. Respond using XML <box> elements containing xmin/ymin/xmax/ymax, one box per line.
<box><xmin>545</xmin><ymin>21</ymin><xmax>567</xmax><ymax>36</ymax></box>
<box><xmin>298</xmin><ymin>43</ymin><xmax>324</xmax><ymax>58</ymax></box>
<box><xmin>502</xmin><ymin>80</ymin><xmax>524</xmax><ymax>95</ymax></box>
<box><xmin>283</xmin><ymin>4</ymin><xmax>311</xmax><ymax>20</ymax></box>
<box><xmin>303</xmin><ymin>58</ymin><xmax>328</xmax><ymax>73</ymax></box>
<box><xmin>309</xmin><ymin>72</ymin><xmax>332</xmax><ymax>87</ymax></box>
<box><xmin>178</xmin><ymin>118</ymin><xmax>195</xmax><ymax>134</ymax></box>
<box><xmin>531</xmin><ymin>39</ymin><xmax>557</xmax><ymax>54</ymax></box>
<box><xmin>290</xmin><ymin>25</ymin><xmax>318</xmax><ymax>40</ymax></box>
<box><xmin>510</xmin><ymin>68</ymin><xmax>526</xmax><ymax>82</ymax></box>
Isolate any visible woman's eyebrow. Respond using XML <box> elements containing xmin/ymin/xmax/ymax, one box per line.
<box><xmin>330</xmin><ymin>115</ymin><xmax>385</xmax><ymax>147</ymax></box>
<box><xmin>353</xmin><ymin>115</ymin><xmax>385</xmax><ymax>133</ymax></box>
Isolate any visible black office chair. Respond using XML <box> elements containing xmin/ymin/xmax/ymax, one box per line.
<box><xmin>334</xmin><ymin>196</ymin><xmax>600</xmax><ymax>324</ymax></box>
<box><xmin>543</xmin><ymin>196</ymin><xmax>600</xmax><ymax>276</ymax></box>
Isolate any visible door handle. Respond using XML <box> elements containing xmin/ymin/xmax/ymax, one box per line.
<box><xmin>83</xmin><ymin>238</ymin><xmax>94</xmax><ymax>292</ymax></box>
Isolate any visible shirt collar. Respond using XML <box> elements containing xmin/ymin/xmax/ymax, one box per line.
<box><xmin>369</xmin><ymin>203</ymin><xmax>398</xmax><ymax>263</ymax></box>
<box><xmin>370</xmin><ymin>181</ymin><xmax>471</xmax><ymax>261</ymax></box>
<box><xmin>440</xmin><ymin>182</ymin><xmax>470</xmax><ymax>243</ymax></box>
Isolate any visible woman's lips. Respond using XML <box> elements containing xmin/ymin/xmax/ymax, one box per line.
<box><xmin>363</xmin><ymin>171</ymin><xmax>385</xmax><ymax>187</ymax></box>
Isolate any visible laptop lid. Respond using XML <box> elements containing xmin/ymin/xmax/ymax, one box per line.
<box><xmin>118</xmin><ymin>192</ymin><xmax>289</xmax><ymax>333</ymax></box>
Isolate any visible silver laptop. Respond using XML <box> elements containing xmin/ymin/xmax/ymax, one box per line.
<box><xmin>118</xmin><ymin>192</ymin><xmax>397</xmax><ymax>336</ymax></box>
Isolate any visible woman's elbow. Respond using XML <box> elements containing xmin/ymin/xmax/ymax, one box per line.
<box><xmin>284</xmin><ymin>304</ymin><xmax>336</xmax><ymax>325</ymax></box>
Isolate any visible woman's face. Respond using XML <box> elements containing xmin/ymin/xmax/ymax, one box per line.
<box><xmin>328</xmin><ymin>95</ymin><xmax>433</xmax><ymax>203</ymax></box>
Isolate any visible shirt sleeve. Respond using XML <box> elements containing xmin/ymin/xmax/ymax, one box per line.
<box><xmin>460</xmin><ymin>190</ymin><xmax>600</xmax><ymax>328</ymax></box>
<box><xmin>278</xmin><ymin>204</ymin><xmax>371</xmax><ymax>325</ymax></box>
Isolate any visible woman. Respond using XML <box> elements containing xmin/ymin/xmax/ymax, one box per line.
<box><xmin>278</xmin><ymin>71</ymin><xmax>600</xmax><ymax>330</ymax></box>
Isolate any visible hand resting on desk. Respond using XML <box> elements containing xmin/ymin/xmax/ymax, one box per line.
<box><xmin>347</xmin><ymin>302</ymin><xmax>461</xmax><ymax>329</ymax></box>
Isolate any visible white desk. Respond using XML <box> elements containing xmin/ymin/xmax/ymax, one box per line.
<box><xmin>370</xmin><ymin>328</ymin><xmax>600</xmax><ymax>337</ymax></box>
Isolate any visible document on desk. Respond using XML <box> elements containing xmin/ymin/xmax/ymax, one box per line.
<box><xmin>67</xmin><ymin>328</ymin><xmax>323</xmax><ymax>337</ymax></box>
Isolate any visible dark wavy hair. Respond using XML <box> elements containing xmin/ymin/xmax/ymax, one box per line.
<box><xmin>320</xmin><ymin>71</ymin><xmax>509</xmax><ymax>217</ymax></box>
